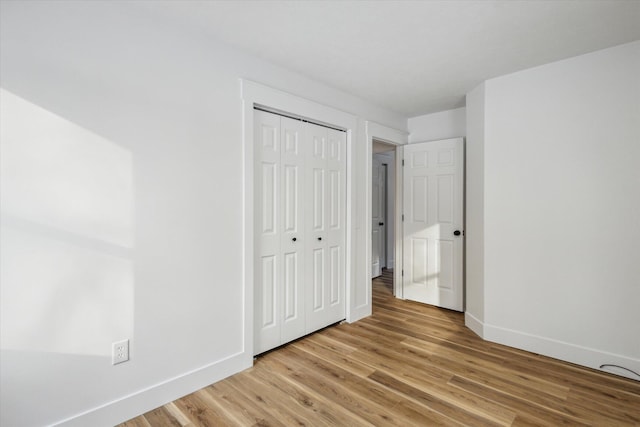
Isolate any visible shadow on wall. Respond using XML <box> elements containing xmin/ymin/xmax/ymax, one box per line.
<box><xmin>0</xmin><ymin>88</ymin><xmax>135</xmax><ymax>358</ymax></box>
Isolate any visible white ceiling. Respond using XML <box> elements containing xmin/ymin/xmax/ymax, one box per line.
<box><xmin>131</xmin><ymin>1</ymin><xmax>640</xmax><ymax>117</ymax></box>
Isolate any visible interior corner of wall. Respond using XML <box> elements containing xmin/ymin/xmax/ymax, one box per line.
<box><xmin>347</xmin><ymin>305</ymin><xmax>372</xmax><ymax>324</ymax></box>
<box><xmin>464</xmin><ymin>311</ymin><xmax>484</xmax><ymax>338</ymax></box>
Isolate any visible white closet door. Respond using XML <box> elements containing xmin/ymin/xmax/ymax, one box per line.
<box><xmin>255</xmin><ymin>111</ymin><xmax>346</xmax><ymax>355</ymax></box>
<box><xmin>255</xmin><ymin>110</ymin><xmax>282</xmax><ymax>354</ymax></box>
<box><xmin>306</xmin><ymin>124</ymin><xmax>346</xmax><ymax>332</ymax></box>
<box><xmin>323</xmin><ymin>128</ymin><xmax>346</xmax><ymax>325</ymax></box>
<box><xmin>279</xmin><ymin>117</ymin><xmax>306</xmax><ymax>343</ymax></box>
<box><xmin>305</xmin><ymin>123</ymin><xmax>328</xmax><ymax>332</ymax></box>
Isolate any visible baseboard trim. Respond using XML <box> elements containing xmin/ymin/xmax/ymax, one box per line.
<box><xmin>472</xmin><ymin>320</ymin><xmax>640</xmax><ymax>381</ymax></box>
<box><xmin>55</xmin><ymin>351</ymin><xmax>252</xmax><ymax>426</ymax></box>
<box><xmin>464</xmin><ymin>311</ymin><xmax>484</xmax><ymax>338</ymax></box>
<box><xmin>348</xmin><ymin>304</ymin><xmax>372</xmax><ymax>324</ymax></box>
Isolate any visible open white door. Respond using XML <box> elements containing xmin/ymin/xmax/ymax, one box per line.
<box><xmin>402</xmin><ymin>138</ymin><xmax>464</xmax><ymax>311</ymax></box>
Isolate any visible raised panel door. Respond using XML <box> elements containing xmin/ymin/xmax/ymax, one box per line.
<box><xmin>255</xmin><ymin>111</ymin><xmax>346</xmax><ymax>355</ymax></box>
<box><xmin>321</xmin><ymin>128</ymin><xmax>346</xmax><ymax>328</ymax></box>
<box><xmin>305</xmin><ymin>123</ymin><xmax>328</xmax><ymax>331</ymax></box>
<box><xmin>280</xmin><ymin>117</ymin><xmax>306</xmax><ymax>343</ymax></box>
<box><xmin>254</xmin><ymin>110</ymin><xmax>281</xmax><ymax>353</ymax></box>
<box><xmin>372</xmin><ymin>157</ymin><xmax>383</xmax><ymax>278</ymax></box>
<box><xmin>402</xmin><ymin>138</ymin><xmax>464</xmax><ymax>311</ymax></box>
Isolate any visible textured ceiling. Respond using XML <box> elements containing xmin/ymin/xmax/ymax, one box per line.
<box><xmin>131</xmin><ymin>1</ymin><xmax>640</xmax><ymax>117</ymax></box>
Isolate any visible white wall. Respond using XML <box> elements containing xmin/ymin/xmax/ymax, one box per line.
<box><xmin>0</xmin><ymin>2</ymin><xmax>406</xmax><ymax>426</ymax></box>
<box><xmin>408</xmin><ymin>107</ymin><xmax>466</xmax><ymax>143</ymax></box>
<box><xmin>466</xmin><ymin>41</ymin><xmax>640</xmax><ymax>379</ymax></box>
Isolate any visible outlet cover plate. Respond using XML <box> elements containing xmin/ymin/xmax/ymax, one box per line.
<box><xmin>112</xmin><ymin>339</ymin><xmax>129</xmax><ymax>365</ymax></box>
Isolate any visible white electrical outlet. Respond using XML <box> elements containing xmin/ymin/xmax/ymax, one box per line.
<box><xmin>112</xmin><ymin>339</ymin><xmax>130</xmax><ymax>365</ymax></box>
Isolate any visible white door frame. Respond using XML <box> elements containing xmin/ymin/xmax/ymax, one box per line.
<box><xmin>242</xmin><ymin>80</ymin><xmax>357</xmax><ymax>360</ymax></box>
<box><xmin>365</xmin><ymin>122</ymin><xmax>408</xmax><ymax>298</ymax></box>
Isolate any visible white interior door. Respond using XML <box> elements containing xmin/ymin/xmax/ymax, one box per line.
<box><xmin>402</xmin><ymin>138</ymin><xmax>464</xmax><ymax>311</ymax></box>
<box><xmin>371</xmin><ymin>157</ymin><xmax>384</xmax><ymax>278</ymax></box>
<box><xmin>380</xmin><ymin>163</ymin><xmax>387</xmax><ymax>269</ymax></box>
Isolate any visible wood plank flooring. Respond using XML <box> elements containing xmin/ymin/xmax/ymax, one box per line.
<box><xmin>120</xmin><ymin>269</ymin><xmax>640</xmax><ymax>426</ymax></box>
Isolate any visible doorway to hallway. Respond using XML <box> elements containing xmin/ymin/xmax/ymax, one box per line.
<box><xmin>372</xmin><ymin>267</ymin><xmax>394</xmax><ymax>298</ymax></box>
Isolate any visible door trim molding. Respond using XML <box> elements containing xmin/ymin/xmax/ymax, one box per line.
<box><xmin>242</xmin><ymin>80</ymin><xmax>357</xmax><ymax>359</ymax></box>
<box><xmin>365</xmin><ymin>122</ymin><xmax>408</xmax><ymax>300</ymax></box>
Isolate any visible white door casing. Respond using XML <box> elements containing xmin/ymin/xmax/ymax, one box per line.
<box><xmin>402</xmin><ymin>138</ymin><xmax>464</xmax><ymax>311</ymax></box>
<box><xmin>255</xmin><ymin>110</ymin><xmax>346</xmax><ymax>354</ymax></box>
<box><xmin>364</xmin><ymin>121</ymin><xmax>409</xmax><ymax>304</ymax></box>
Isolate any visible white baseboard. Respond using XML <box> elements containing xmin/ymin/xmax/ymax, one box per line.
<box><xmin>53</xmin><ymin>313</ymin><xmax>639</xmax><ymax>427</ymax></box>
<box><xmin>55</xmin><ymin>351</ymin><xmax>252</xmax><ymax>426</ymax></box>
<box><xmin>465</xmin><ymin>316</ymin><xmax>639</xmax><ymax>382</ymax></box>
<box><xmin>348</xmin><ymin>303</ymin><xmax>372</xmax><ymax>324</ymax></box>
<box><xmin>464</xmin><ymin>311</ymin><xmax>484</xmax><ymax>338</ymax></box>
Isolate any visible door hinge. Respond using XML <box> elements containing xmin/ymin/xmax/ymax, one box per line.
<box><xmin>402</xmin><ymin>159</ymin><xmax>405</xmax><ymax>166</ymax></box>
<box><xmin>402</xmin><ymin>214</ymin><xmax>404</xmax><ymax>221</ymax></box>
<box><xmin>402</xmin><ymin>269</ymin><xmax>404</xmax><ymax>276</ymax></box>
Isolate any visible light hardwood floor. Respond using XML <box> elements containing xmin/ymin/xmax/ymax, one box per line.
<box><xmin>120</xmin><ymin>269</ymin><xmax>640</xmax><ymax>426</ymax></box>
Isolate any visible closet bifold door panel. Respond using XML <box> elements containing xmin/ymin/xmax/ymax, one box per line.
<box><xmin>324</xmin><ymin>128</ymin><xmax>346</xmax><ymax>326</ymax></box>
<box><xmin>254</xmin><ymin>110</ymin><xmax>346</xmax><ymax>355</ymax></box>
<box><xmin>305</xmin><ymin>124</ymin><xmax>346</xmax><ymax>332</ymax></box>
<box><xmin>255</xmin><ymin>110</ymin><xmax>282</xmax><ymax>354</ymax></box>
<box><xmin>279</xmin><ymin>116</ymin><xmax>306</xmax><ymax>344</ymax></box>
<box><xmin>254</xmin><ymin>111</ymin><xmax>306</xmax><ymax>354</ymax></box>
